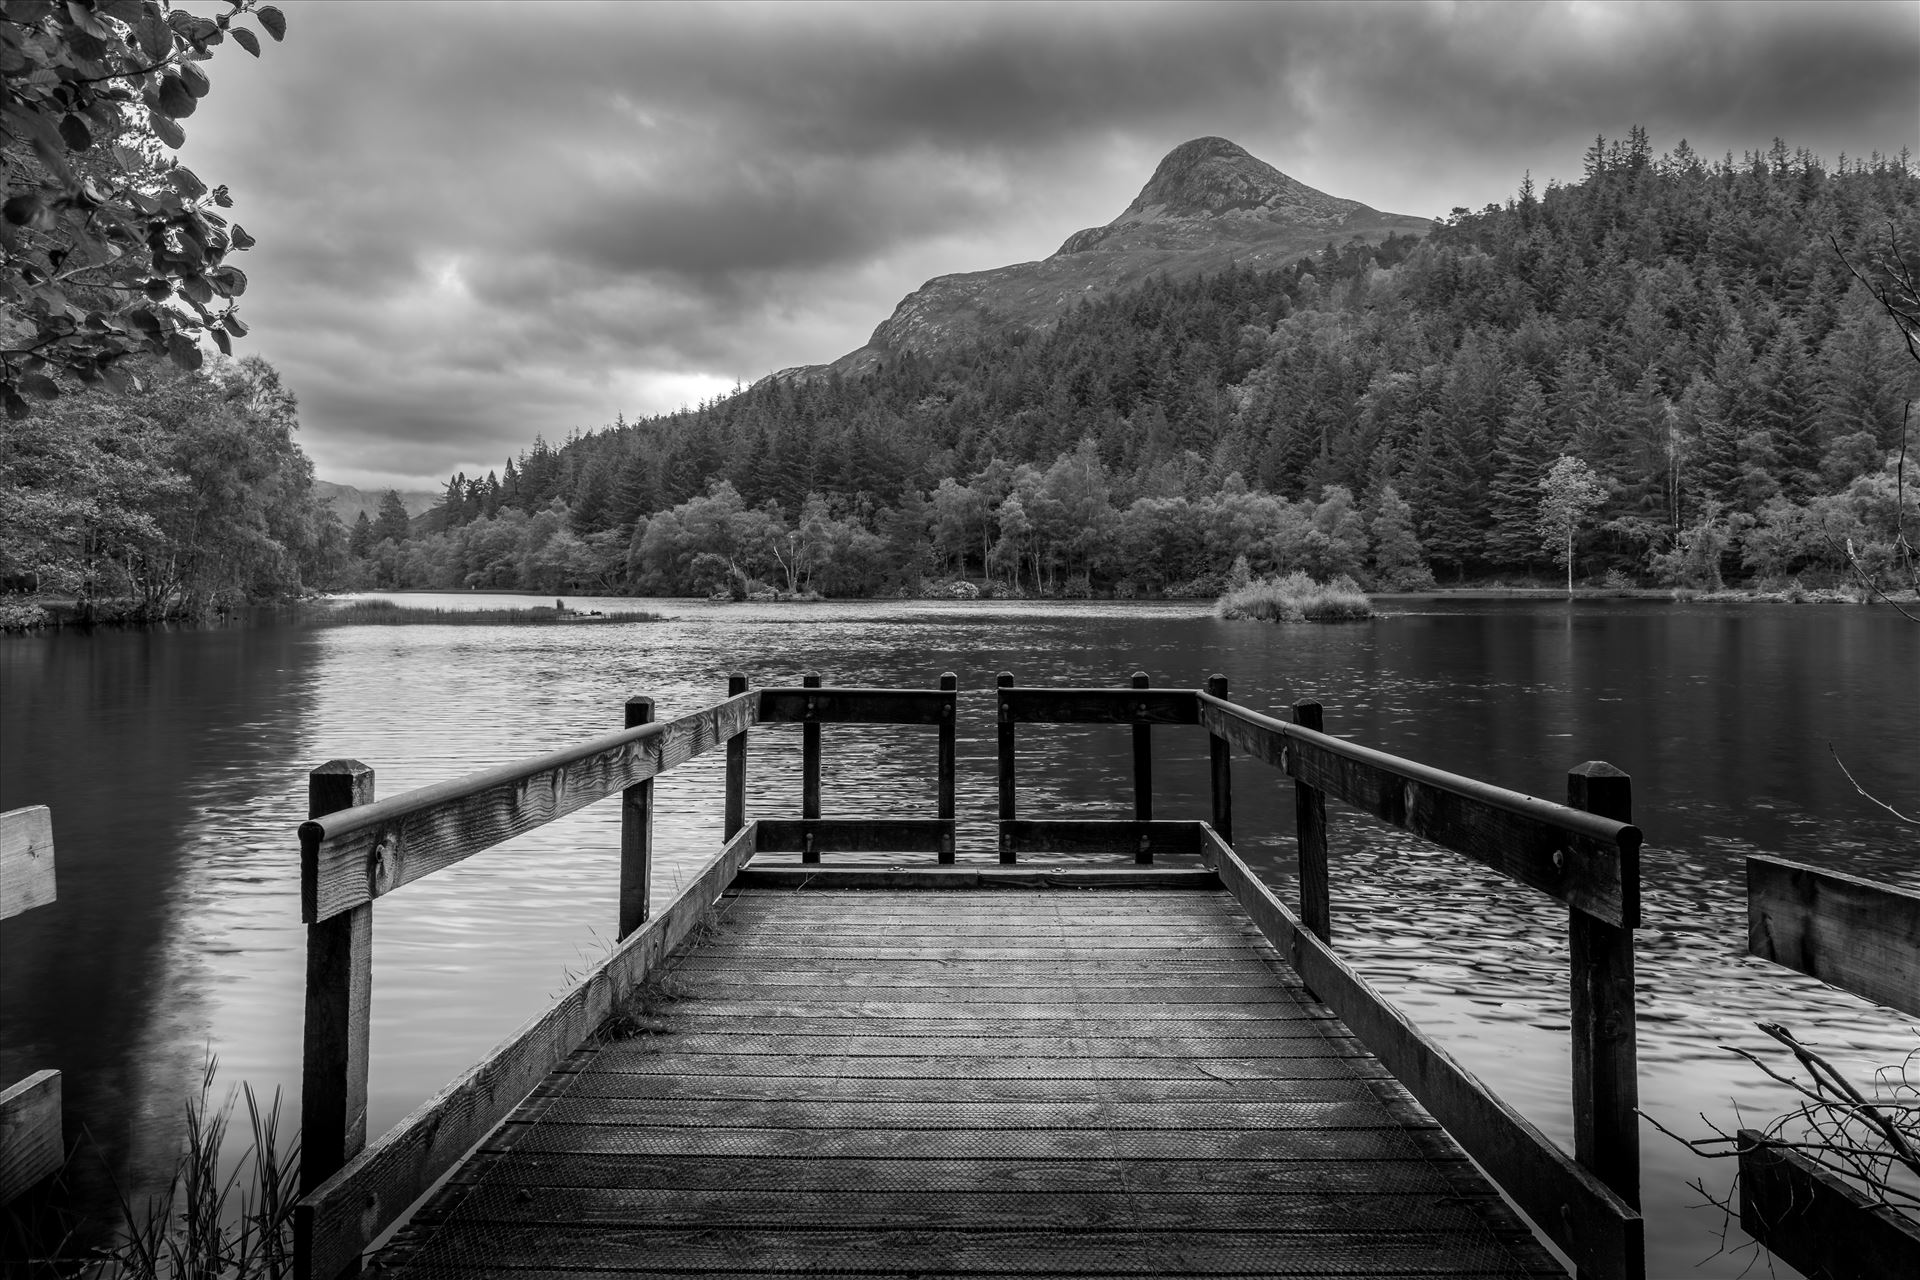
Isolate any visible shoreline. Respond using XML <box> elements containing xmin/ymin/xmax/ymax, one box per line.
<box><xmin>5</xmin><ymin>582</ymin><xmax>1913</xmax><ymax>632</ymax></box>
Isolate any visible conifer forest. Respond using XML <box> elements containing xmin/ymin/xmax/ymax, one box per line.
<box><xmin>10</xmin><ymin>134</ymin><xmax>1920</xmax><ymax>607</ymax></box>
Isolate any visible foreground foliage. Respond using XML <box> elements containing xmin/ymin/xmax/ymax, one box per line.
<box><xmin>2</xmin><ymin>1059</ymin><xmax>300</xmax><ymax>1278</ymax></box>
<box><xmin>2</xmin><ymin>0</ymin><xmax>287</xmax><ymax>415</ymax></box>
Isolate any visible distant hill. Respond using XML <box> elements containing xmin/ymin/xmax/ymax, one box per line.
<box><xmin>778</xmin><ymin>137</ymin><xmax>1432</xmax><ymax>381</ymax></box>
<box><xmin>314</xmin><ymin>480</ymin><xmax>440</xmax><ymax>526</ymax></box>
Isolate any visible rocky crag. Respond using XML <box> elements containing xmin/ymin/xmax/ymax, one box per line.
<box><xmin>781</xmin><ymin>137</ymin><xmax>1432</xmax><ymax>382</ymax></box>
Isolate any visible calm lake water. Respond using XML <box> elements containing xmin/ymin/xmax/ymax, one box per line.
<box><xmin>2</xmin><ymin>595</ymin><xmax>1916</xmax><ymax>1276</ymax></box>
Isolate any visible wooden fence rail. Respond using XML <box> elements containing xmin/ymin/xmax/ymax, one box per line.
<box><xmin>1746</xmin><ymin>854</ymin><xmax>1920</xmax><ymax>1019</ymax></box>
<box><xmin>1194</xmin><ymin>689</ymin><xmax>1644</xmax><ymax>1280</ymax></box>
<box><xmin>295</xmin><ymin>672</ymin><xmax>1652</xmax><ymax>1280</ymax></box>
<box><xmin>994</xmin><ymin>674</ymin><xmax>1227</xmax><ymax>861</ymax></box>
<box><xmin>295</xmin><ymin>675</ymin><xmax>959</xmax><ymax>1279</ymax></box>
<box><xmin>751</xmin><ymin>675</ymin><xmax>957</xmax><ymax>863</ymax></box>
<box><xmin>1</xmin><ymin>805</ymin><xmax>62</xmax><ymax>1206</ymax></box>
<box><xmin>1737</xmin><ymin>854</ymin><xmax>1920</xmax><ymax>1278</ymax></box>
<box><xmin>996</xmin><ymin>679</ymin><xmax>1645</xmax><ymax>1280</ymax></box>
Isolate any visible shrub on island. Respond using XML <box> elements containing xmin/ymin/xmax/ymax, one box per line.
<box><xmin>1215</xmin><ymin>572</ymin><xmax>1373</xmax><ymax>622</ymax></box>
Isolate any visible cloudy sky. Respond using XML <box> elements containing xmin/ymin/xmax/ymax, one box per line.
<box><xmin>175</xmin><ymin>0</ymin><xmax>1918</xmax><ymax>492</ymax></box>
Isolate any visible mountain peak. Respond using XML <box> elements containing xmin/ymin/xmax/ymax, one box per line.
<box><xmin>1055</xmin><ymin>136</ymin><xmax>1397</xmax><ymax>256</ymax></box>
<box><xmin>776</xmin><ymin>138</ymin><xmax>1429</xmax><ymax>383</ymax></box>
<box><xmin>1130</xmin><ymin>136</ymin><xmax>1284</xmax><ymax>216</ymax></box>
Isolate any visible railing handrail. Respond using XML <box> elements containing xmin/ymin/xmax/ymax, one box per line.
<box><xmin>755</xmin><ymin>683</ymin><xmax>956</xmax><ymax>725</ymax></box>
<box><xmin>1197</xmin><ymin>692</ymin><xmax>1638</xmax><ymax>850</ymax></box>
<box><xmin>296</xmin><ymin>672</ymin><xmax>962</xmax><ymax>1279</ymax></box>
<box><xmin>295</xmin><ymin>672</ymin><xmax>1650</xmax><ymax>1280</ymax></box>
<box><xmin>299</xmin><ymin>691</ymin><xmax>758</xmax><ymax>923</ymax></box>
<box><xmin>302</xmin><ymin>716</ymin><xmax>673</xmax><ymax>852</ymax></box>
<box><xmin>997</xmin><ymin>676</ymin><xmax>1646</xmax><ymax>1279</ymax></box>
<box><xmin>1198</xmin><ymin>691</ymin><xmax>1642</xmax><ymax>928</ymax></box>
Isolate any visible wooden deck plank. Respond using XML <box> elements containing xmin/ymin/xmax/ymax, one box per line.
<box><xmin>377</xmin><ymin>1225</ymin><xmax>1549</xmax><ymax>1275</ymax></box>
<box><xmin>380</xmin><ymin>1272</ymin><xmax>1544</xmax><ymax>1280</ymax></box>
<box><xmin>591</xmin><ymin>1020</ymin><xmax>1344</xmax><ymax>1043</ymax></box>
<box><xmin>371</xmin><ymin>884</ymin><xmax>1559</xmax><ymax>1279</ymax></box>
<box><xmin>450</xmin><ymin>1152</ymin><xmax>1485</xmax><ymax>1195</ymax></box>
<box><xmin>592</xmin><ymin>1033</ymin><xmax>1374</xmax><ymax>1057</ymax></box>
<box><xmin>484</xmin><ymin>1124</ymin><xmax>1449</xmax><ymax>1161</ymax></box>
<box><xmin>548</xmin><ymin>1073</ymin><xmax>1385</xmax><ymax>1103</ymax></box>
<box><xmin>645</xmin><ymin>999</ymin><xmax>1310</xmax><ymax>1019</ymax></box>
<box><xmin>504</xmin><ymin>1096</ymin><xmax>1421</xmax><ymax>1131</ymax></box>
<box><xmin>688</xmin><ymin>944</ymin><xmax>1277</xmax><ymax>959</ymax></box>
<box><xmin>577</xmin><ymin>1053</ymin><xmax>1394</xmax><ymax>1079</ymax></box>
<box><xmin>420</xmin><ymin>1185</ymin><xmax>1519</xmax><ymax>1233</ymax></box>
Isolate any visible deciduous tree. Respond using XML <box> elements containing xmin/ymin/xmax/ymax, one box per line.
<box><xmin>1536</xmin><ymin>454</ymin><xmax>1609</xmax><ymax>596</ymax></box>
<box><xmin>2</xmin><ymin>0</ymin><xmax>287</xmax><ymax>414</ymax></box>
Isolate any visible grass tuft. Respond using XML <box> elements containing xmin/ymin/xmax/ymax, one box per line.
<box><xmin>1216</xmin><ymin>571</ymin><xmax>1374</xmax><ymax>622</ymax></box>
<box><xmin>74</xmin><ymin>1056</ymin><xmax>301</xmax><ymax>1278</ymax></box>
<box><xmin>313</xmin><ymin>599</ymin><xmax>663</xmax><ymax>626</ymax></box>
<box><xmin>599</xmin><ymin>970</ymin><xmax>692</xmax><ymax>1041</ymax></box>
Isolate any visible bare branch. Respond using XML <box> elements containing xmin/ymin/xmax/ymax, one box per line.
<box><xmin>1829</xmin><ymin>742</ymin><xmax>1920</xmax><ymax>824</ymax></box>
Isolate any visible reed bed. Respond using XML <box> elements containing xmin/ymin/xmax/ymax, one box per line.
<box><xmin>1215</xmin><ymin>571</ymin><xmax>1374</xmax><ymax>622</ymax></box>
<box><xmin>313</xmin><ymin>599</ymin><xmax>663</xmax><ymax>626</ymax></box>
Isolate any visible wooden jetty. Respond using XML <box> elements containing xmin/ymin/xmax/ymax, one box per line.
<box><xmin>293</xmin><ymin>675</ymin><xmax>1648</xmax><ymax>1280</ymax></box>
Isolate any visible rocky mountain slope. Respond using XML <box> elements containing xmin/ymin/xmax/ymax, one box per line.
<box><xmin>786</xmin><ymin>137</ymin><xmax>1432</xmax><ymax>381</ymax></box>
<box><xmin>314</xmin><ymin>480</ymin><xmax>440</xmax><ymax>525</ymax></box>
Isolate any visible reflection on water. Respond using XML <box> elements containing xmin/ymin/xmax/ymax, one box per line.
<box><xmin>1</xmin><ymin>594</ymin><xmax>1914</xmax><ymax>1276</ymax></box>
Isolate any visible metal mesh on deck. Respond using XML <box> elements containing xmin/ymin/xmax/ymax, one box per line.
<box><xmin>371</xmin><ymin>886</ymin><xmax>1562</xmax><ymax>1279</ymax></box>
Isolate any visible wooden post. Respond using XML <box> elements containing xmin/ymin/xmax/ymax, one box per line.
<box><xmin>997</xmin><ymin>671</ymin><xmax>1016</xmax><ymax>863</ymax></box>
<box><xmin>724</xmin><ymin>673</ymin><xmax>748</xmax><ymax>840</ymax></box>
<box><xmin>1292</xmin><ymin>700</ymin><xmax>1331</xmax><ymax>942</ymax></box>
<box><xmin>1206</xmin><ymin>674</ymin><xmax>1232</xmax><ymax>846</ymax></box>
<box><xmin>801</xmin><ymin>674</ymin><xmax>822</xmax><ymax>864</ymax></box>
<box><xmin>619</xmin><ymin>697</ymin><xmax>653</xmax><ymax>939</ymax></box>
<box><xmin>938</xmin><ymin>672</ymin><xmax>957</xmax><ymax>864</ymax></box>
<box><xmin>301</xmin><ymin>760</ymin><xmax>374</xmax><ymax>1204</ymax></box>
<box><xmin>1131</xmin><ymin>672</ymin><xmax>1153</xmax><ymax>863</ymax></box>
<box><xmin>1567</xmin><ymin>761</ymin><xmax>1641</xmax><ymax>1247</ymax></box>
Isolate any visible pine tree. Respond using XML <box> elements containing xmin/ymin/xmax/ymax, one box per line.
<box><xmin>348</xmin><ymin>511</ymin><xmax>375</xmax><ymax>559</ymax></box>
<box><xmin>1486</xmin><ymin>378</ymin><xmax>1557</xmax><ymax>567</ymax></box>
<box><xmin>572</xmin><ymin>454</ymin><xmax>617</xmax><ymax>535</ymax></box>
<box><xmin>1368</xmin><ymin>485</ymin><xmax>1433</xmax><ymax>589</ymax></box>
<box><xmin>1758</xmin><ymin>322</ymin><xmax>1820</xmax><ymax>499</ymax></box>
<box><xmin>373</xmin><ymin>490</ymin><xmax>412</xmax><ymax>545</ymax></box>
<box><xmin>610</xmin><ymin>450</ymin><xmax>656</xmax><ymax>532</ymax></box>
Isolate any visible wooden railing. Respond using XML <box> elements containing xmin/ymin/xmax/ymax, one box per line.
<box><xmin>295</xmin><ymin>672</ymin><xmax>1649</xmax><ymax>1280</ymax></box>
<box><xmin>752</xmin><ymin>673</ymin><xmax>958</xmax><ymax>861</ymax></box>
<box><xmin>1736</xmin><ymin>856</ymin><xmax>1920</xmax><ymax>1277</ymax></box>
<box><xmin>995</xmin><ymin>675</ymin><xmax>1647</xmax><ymax>1280</ymax></box>
<box><xmin>1</xmin><ymin>804</ymin><xmax>62</xmax><ymax>1205</ymax></box>
<box><xmin>994</xmin><ymin>671</ymin><xmax>1228</xmax><ymax>862</ymax></box>
<box><xmin>1192</xmin><ymin>690</ymin><xmax>1645</xmax><ymax>1280</ymax></box>
<box><xmin>292</xmin><ymin>675</ymin><xmax>953</xmax><ymax>1279</ymax></box>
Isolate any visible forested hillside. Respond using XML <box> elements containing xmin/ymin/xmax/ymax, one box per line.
<box><xmin>349</xmin><ymin>133</ymin><xmax>1920</xmax><ymax>598</ymax></box>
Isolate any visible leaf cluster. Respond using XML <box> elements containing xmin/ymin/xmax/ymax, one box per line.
<box><xmin>1</xmin><ymin>0</ymin><xmax>285</xmax><ymax>416</ymax></box>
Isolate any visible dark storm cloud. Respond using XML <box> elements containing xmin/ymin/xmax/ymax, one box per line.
<box><xmin>176</xmin><ymin>1</ymin><xmax>1915</xmax><ymax>489</ymax></box>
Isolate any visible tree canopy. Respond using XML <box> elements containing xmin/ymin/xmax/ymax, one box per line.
<box><xmin>1</xmin><ymin>0</ymin><xmax>285</xmax><ymax>417</ymax></box>
<box><xmin>0</xmin><ymin>353</ymin><xmax>343</xmax><ymax>613</ymax></box>
<box><xmin>346</xmin><ymin>132</ymin><xmax>1916</xmax><ymax>601</ymax></box>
